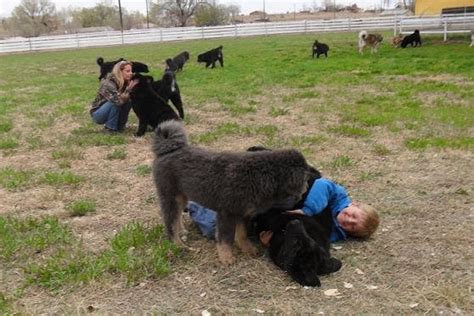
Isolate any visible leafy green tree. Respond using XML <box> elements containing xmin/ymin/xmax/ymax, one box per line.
<box><xmin>9</xmin><ymin>0</ymin><xmax>58</xmax><ymax>37</ymax></box>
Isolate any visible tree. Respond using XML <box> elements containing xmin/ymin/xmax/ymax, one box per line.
<box><xmin>226</xmin><ymin>4</ymin><xmax>240</xmax><ymax>23</ymax></box>
<box><xmin>194</xmin><ymin>3</ymin><xmax>229</xmax><ymax>26</ymax></box>
<box><xmin>9</xmin><ymin>0</ymin><xmax>58</xmax><ymax>37</ymax></box>
<box><xmin>150</xmin><ymin>0</ymin><xmax>199</xmax><ymax>27</ymax></box>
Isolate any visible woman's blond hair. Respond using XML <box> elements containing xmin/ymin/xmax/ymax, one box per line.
<box><xmin>352</xmin><ymin>203</ymin><xmax>379</xmax><ymax>238</ymax></box>
<box><xmin>111</xmin><ymin>60</ymin><xmax>132</xmax><ymax>91</ymax></box>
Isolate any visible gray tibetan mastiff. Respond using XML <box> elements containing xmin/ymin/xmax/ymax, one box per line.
<box><xmin>152</xmin><ymin>121</ymin><xmax>310</xmax><ymax>265</ymax></box>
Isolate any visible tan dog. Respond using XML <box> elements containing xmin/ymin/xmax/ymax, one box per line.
<box><xmin>358</xmin><ymin>30</ymin><xmax>383</xmax><ymax>54</ymax></box>
<box><xmin>392</xmin><ymin>34</ymin><xmax>403</xmax><ymax>47</ymax></box>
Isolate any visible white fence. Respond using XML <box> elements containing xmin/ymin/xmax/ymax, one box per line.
<box><xmin>1</xmin><ymin>13</ymin><xmax>473</xmax><ymax>54</ymax></box>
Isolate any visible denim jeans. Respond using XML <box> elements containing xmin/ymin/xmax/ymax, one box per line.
<box><xmin>186</xmin><ymin>201</ymin><xmax>217</xmax><ymax>240</ymax></box>
<box><xmin>91</xmin><ymin>100</ymin><xmax>132</xmax><ymax>131</ymax></box>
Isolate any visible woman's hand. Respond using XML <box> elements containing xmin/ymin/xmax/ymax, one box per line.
<box><xmin>128</xmin><ymin>79</ymin><xmax>138</xmax><ymax>90</ymax></box>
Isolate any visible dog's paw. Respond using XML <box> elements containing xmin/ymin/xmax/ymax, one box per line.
<box><xmin>217</xmin><ymin>243</ymin><xmax>235</xmax><ymax>266</ymax></box>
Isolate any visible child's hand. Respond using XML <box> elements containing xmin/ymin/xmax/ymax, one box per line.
<box><xmin>286</xmin><ymin>209</ymin><xmax>304</xmax><ymax>215</ymax></box>
<box><xmin>259</xmin><ymin>231</ymin><xmax>273</xmax><ymax>247</ymax></box>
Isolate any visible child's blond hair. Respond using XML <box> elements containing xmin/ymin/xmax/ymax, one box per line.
<box><xmin>351</xmin><ymin>203</ymin><xmax>379</xmax><ymax>238</ymax></box>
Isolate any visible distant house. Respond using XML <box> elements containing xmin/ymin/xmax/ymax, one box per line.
<box><xmin>415</xmin><ymin>0</ymin><xmax>474</xmax><ymax>15</ymax></box>
<box><xmin>249</xmin><ymin>10</ymin><xmax>265</xmax><ymax>17</ymax></box>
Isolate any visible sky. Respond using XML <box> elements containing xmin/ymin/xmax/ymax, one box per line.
<box><xmin>0</xmin><ymin>0</ymin><xmax>396</xmax><ymax>17</ymax></box>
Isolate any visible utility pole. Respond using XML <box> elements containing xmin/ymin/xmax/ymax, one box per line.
<box><xmin>145</xmin><ymin>0</ymin><xmax>150</xmax><ymax>28</ymax></box>
<box><xmin>118</xmin><ymin>0</ymin><xmax>124</xmax><ymax>43</ymax></box>
<box><xmin>263</xmin><ymin>0</ymin><xmax>266</xmax><ymax>20</ymax></box>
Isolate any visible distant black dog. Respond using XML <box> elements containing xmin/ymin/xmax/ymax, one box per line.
<box><xmin>151</xmin><ymin>71</ymin><xmax>184</xmax><ymax>120</ymax></box>
<box><xmin>130</xmin><ymin>73</ymin><xmax>181</xmax><ymax>137</ymax></box>
<box><xmin>401</xmin><ymin>30</ymin><xmax>421</xmax><ymax>48</ymax></box>
<box><xmin>253</xmin><ymin>208</ymin><xmax>342</xmax><ymax>287</ymax></box>
<box><xmin>197</xmin><ymin>45</ymin><xmax>224</xmax><ymax>68</ymax></box>
<box><xmin>312</xmin><ymin>40</ymin><xmax>329</xmax><ymax>58</ymax></box>
<box><xmin>96</xmin><ymin>57</ymin><xmax>149</xmax><ymax>80</ymax></box>
<box><xmin>165</xmin><ymin>51</ymin><xmax>190</xmax><ymax>72</ymax></box>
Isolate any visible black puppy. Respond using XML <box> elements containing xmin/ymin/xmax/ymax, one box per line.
<box><xmin>96</xmin><ymin>57</ymin><xmax>149</xmax><ymax>80</ymax></box>
<box><xmin>253</xmin><ymin>208</ymin><xmax>342</xmax><ymax>287</ymax></box>
<box><xmin>401</xmin><ymin>30</ymin><xmax>422</xmax><ymax>48</ymax></box>
<box><xmin>197</xmin><ymin>45</ymin><xmax>224</xmax><ymax>68</ymax></box>
<box><xmin>312</xmin><ymin>40</ymin><xmax>329</xmax><ymax>58</ymax></box>
<box><xmin>151</xmin><ymin>71</ymin><xmax>184</xmax><ymax>120</ymax></box>
<box><xmin>165</xmin><ymin>51</ymin><xmax>190</xmax><ymax>72</ymax></box>
<box><xmin>130</xmin><ymin>73</ymin><xmax>181</xmax><ymax>137</ymax></box>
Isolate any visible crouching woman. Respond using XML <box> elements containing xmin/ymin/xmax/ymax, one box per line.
<box><xmin>90</xmin><ymin>60</ymin><xmax>138</xmax><ymax>133</ymax></box>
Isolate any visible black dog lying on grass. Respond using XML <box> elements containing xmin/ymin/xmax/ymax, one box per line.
<box><xmin>401</xmin><ymin>30</ymin><xmax>422</xmax><ymax>48</ymax></box>
<box><xmin>197</xmin><ymin>45</ymin><xmax>224</xmax><ymax>68</ymax></box>
<box><xmin>253</xmin><ymin>207</ymin><xmax>342</xmax><ymax>287</ymax></box>
<box><xmin>96</xmin><ymin>57</ymin><xmax>149</xmax><ymax>80</ymax></box>
<box><xmin>130</xmin><ymin>72</ymin><xmax>182</xmax><ymax>137</ymax></box>
<box><xmin>165</xmin><ymin>51</ymin><xmax>190</xmax><ymax>72</ymax></box>
<box><xmin>312</xmin><ymin>40</ymin><xmax>329</xmax><ymax>58</ymax></box>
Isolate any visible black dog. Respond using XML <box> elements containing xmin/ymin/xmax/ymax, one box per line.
<box><xmin>253</xmin><ymin>208</ymin><xmax>342</xmax><ymax>287</ymax></box>
<box><xmin>130</xmin><ymin>73</ymin><xmax>181</xmax><ymax>137</ymax></box>
<box><xmin>401</xmin><ymin>30</ymin><xmax>422</xmax><ymax>48</ymax></box>
<box><xmin>165</xmin><ymin>51</ymin><xmax>190</xmax><ymax>72</ymax></box>
<box><xmin>151</xmin><ymin>71</ymin><xmax>184</xmax><ymax>120</ymax></box>
<box><xmin>312</xmin><ymin>40</ymin><xmax>329</xmax><ymax>58</ymax></box>
<box><xmin>96</xmin><ymin>57</ymin><xmax>149</xmax><ymax>80</ymax></box>
<box><xmin>197</xmin><ymin>45</ymin><xmax>224</xmax><ymax>68</ymax></box>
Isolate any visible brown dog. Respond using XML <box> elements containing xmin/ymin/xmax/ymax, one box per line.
<box><xmin>358</xmin><ymin>30</ymin><xmax>383</xmax><ymax>54</ymax></box>
<box><xmin>392</xmin><ymin>34</ymin><xmax>403</xmax><ymax>47</ymax></box>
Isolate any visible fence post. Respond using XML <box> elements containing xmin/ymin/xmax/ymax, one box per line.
<box><xmin>304</xmin><ymin>20</ymin><xmax>307</xmax><ymax>34</ymax></box>
<box><xmin>201</xmin><ymin>27</ymin><xmax>205</xmax><ymax>39</ymax></box>
<box><xmin>234</xmin><ymin>24</ymin><xmax>238</xmax><ymax>37</ymax></box>
<box><xmin>349</xmin><ymin>18</ymin><xmax>351</xmax><ymax>31</ymax></box>
<box><xmin>76</xmin><ymin>32</ymin><xmax>80</xmax><ymax>48</ymax></box>
<box><xmin>444</xmin><ymin>19</ymin><xmax>447</xmax><ymax>41</ymax></box>
<box><xmin>393</xmin><ymin>16</ymin><xmax>397</xmax><ymax>35</ymax></box>
<box><xmin>28</xmin><ymin>38</ymin><xmax>32</xmax><ymax>51</ymax></box>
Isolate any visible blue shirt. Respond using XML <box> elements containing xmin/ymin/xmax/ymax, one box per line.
<box><xmin>302</xmin><ymin>178</ymin><xmax>352</xmax><ymax>242</ymax></box>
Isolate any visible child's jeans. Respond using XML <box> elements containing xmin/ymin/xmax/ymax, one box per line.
<box><xmin>186</xmin><ymin>201</ymin><xmax>217</xmax><ymax>240</ymax></box>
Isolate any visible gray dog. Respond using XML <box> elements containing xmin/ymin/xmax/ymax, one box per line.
<box><xmin>152</xmin><ymin>120</ymin><xmax>310</xmax><ymax>265</ymax></box>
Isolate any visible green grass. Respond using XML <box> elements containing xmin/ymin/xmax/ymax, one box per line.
<box><xmin>136</xmin><ymin>164</ymin><xmax>153</xmax><ymax>176</ymax></box>
<box><xmin>0</xmin><ymin>167</ymin><xmax>34</xmax><ymax>190</ymax></box>
<box><xmin>106</xmin><ymin>148</ymin><xmax>127</xmax><ymax>160</ymax></box>
<box><xmin>39</xmin><ymin>170</ymin><xmax>85</xmax><ymax>186</ymax></box>
<box><xmin>65</xmin><ymin>199</ymin><xmax>96</xmax><ymax>217</ymax></box>
<box><xmin>0</xmin><ymin>216</ymin><xmax>178</xmax><ymax>290</ymax></box>
<box><xmin>24</xmin><ymin>221</ymin><xmax>179</xmax><ymax>289</ymax></box>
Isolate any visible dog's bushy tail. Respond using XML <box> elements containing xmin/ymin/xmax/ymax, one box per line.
<box><xmin>96</xmin><ymin>57</ymin><xmax>104</xmax><ymax>66</ymax></box>
<box><xmin>359</xmin><ymin>30</ymin><xmax>367</xmax><ymax>40</ymax></box>
<box><xmin>153</xmin><ymin>120</ymin><xmax>188</xmax><ymax>157</ymax></box>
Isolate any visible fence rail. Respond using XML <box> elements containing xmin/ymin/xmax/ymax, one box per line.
<box><xmin>1</xmin><ymin>13</ymin><xmax>473</xmax><ymax>54</ymax></box>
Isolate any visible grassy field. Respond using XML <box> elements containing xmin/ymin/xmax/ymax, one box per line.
<box><xmin>0</xmin><ymin>31</ymin><xmax>473</xmax><ymax>314</ymax></box>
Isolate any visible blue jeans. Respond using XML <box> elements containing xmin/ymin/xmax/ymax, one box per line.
<box><xmin>186</xmin><ymin>201</ymin><xmax>217</xmax><ymax>240</ymax></box>
<box><xmin>91</xmin><ymin>100</ymin><xmax>132</xmax><ymax>131</ymax></box>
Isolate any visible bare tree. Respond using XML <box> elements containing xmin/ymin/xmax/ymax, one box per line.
<box><xmin>9</xmin><ymin>0</ymin><xmax>57</xmax><ymax>37</ymax></box>
<box><xmin>151</xmin><ymin>0</ymin><xmax>199</xmax><ymax>27</ymax></box>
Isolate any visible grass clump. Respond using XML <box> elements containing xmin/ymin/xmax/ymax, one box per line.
<box><xmin>65</xmin><ymin>199</ymin><xmax>96</xmax><ymax>217</ymax></box>
<box><xmin>39</xmin><ymin>170</ymin><xmax>85</xmax><ymax>186</ymax></box>
<box><xmin>136</xmin><ymin>164</ymin><xmax>152</xmax><ymax>176</ymax></box>
<box><xmin>0</xmin><ymin>216</ymin><xmax>73</xmax><ymax>262</ymax></box>
<box><xmin>328</xmin><ymin>125</ymin><xmax>370</xmax><ymax>137</ymax></box>
<box><xmin>0</xmin><ymin>137</ymin><xmax>19</xmax><ymax>150</ymax></box>
<box><xmin>327</xmin><ymin>155</ymin><xmax>353</xmax><ymax>170</ymax></box>
<box><xmin>106</xmin><ymin>148</ymin><xmax>127</xmax><ymax>160</ymax></box>
<box><xmin>0</xmin><ymin>167</ymin><xmax>34</xmax><ymax>190</ymax></box>
<box><xmin>24</xmin><ymin>222</ymin><xmax>179</xmax><ymax>289</ymax></box>
<box><xmin>373</xmin><ymin>144</ymin><xmax>391</xmax><ymax>156</ymax></box>
<box><xmin>405</xmin><ymin>136</ymin><xmax>473</xmax><ymax>150</ymax></box>
<box><xmin>51</xmin><ymin>148</ymin><xmax>84</xmax><ymax>160</ymax></box>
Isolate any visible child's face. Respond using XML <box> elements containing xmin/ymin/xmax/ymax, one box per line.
<box><xmin>337</xmin><ymin>202</ymin><xmax>366</xmax><ymax>235</ymax></box>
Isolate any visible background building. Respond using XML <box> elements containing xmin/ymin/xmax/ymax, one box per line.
<box><xmin>415</xmin><ymin>0</ymin><xmax>474</xmax><ymax>15</ymax></box>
